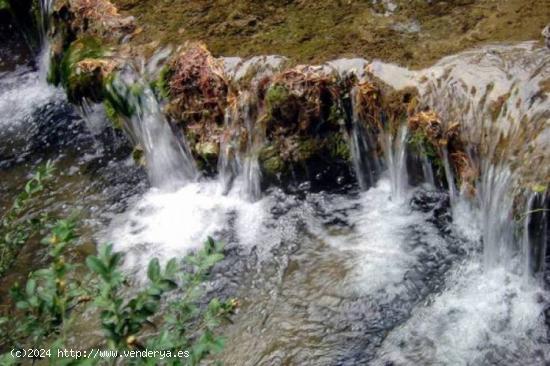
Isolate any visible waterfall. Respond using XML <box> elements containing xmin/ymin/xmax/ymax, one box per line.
<box><xmin>384</xmin><ymin>124</ymin><xmax>408</xmax><ymax>201</ymax></box>
<box><xmin>36</xmin><ymin>0</ymin><xmax>55</xmax><ymax>82</ymax></box>
<box><xmin>109</xmin><ymin>71</ymin><xmax>198</xmax><ymax>190</ymax></box>
<box><xmin>349</xmin><ymin>87</ymin><xmax>382</xmax><ymax>190</ymax></box>
<box><xmin>217</xmin><ymin>92</ymin><xmax>262</xmax><ymax>201</ymax></box>
<box><xmin>240</xmin><ymin>96</ymin><xmax>262</xmax><ymax>201</ymax></box>
<box><xmin>477</xmin><ymin>163</ymin><xmax>515</xmax><ymax>269</ymax></box>
<box><xmin>133</xmin><ymin>87</ymin><xmax>198</xmax><ymax>190</ymax></box>
<box><xmin>218</xmin><ymin>106</ymin><xmax>239</xmax><ymax>193</ymax></box>
<box><xmin>77</xmin><ymin>99</ymin><xmax>109</xmax><ymax>136</ymax></box>
<box><xmin>38</xmin><ymin>0</ymin><xmax>54</xmax><ymax>39</ymax></box>
<box><xmin>419</xmin><ymin>147</ymin><xmax>435</xmax><ymax>187</ymax></box>
<box><xmin>441</xmin><ymin>148</ymin><xmax>457</xmax><ymax>203</ymax></box>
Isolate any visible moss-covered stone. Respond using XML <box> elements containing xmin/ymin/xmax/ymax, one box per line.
<box><xmin>151</xmin><ymin>65</ymin><xmax>172</xmax><ymax>100</ymax></box>
<box><xmin>265</xmin><ymin>84</ymin><xmax>290</xmax><ymax>112</ymax></box>
<box><xmin>295</xmin><ymin>138</ymin><xmax>318</xmax><ymax>162</ymax></box>
<box><xmin>408</xmin><ymin>111</ymin><xmax>476</xmax><ymax>195</ymax></box>
<box><xmin>52</xmin><ymin>0</ymin><xmax>135</xmax><ymax>43</ymax></box>
<box><xmin>327</xmin><ymin>133</ymin><xmax>351</xmax><ymax>161</ymax></box>
<box><xmin>195</xmin><ymin>141</ymin><xmax>220</xmax><ymax>164</ymax></box>
<box><xmin>259</xmin><ymin>145</ymin><xmax>285</xmax><ymax>178</ymax></box>
<box><xmin>102</xmin><ymin>73</ymin><xmax>136</xmax><ymax>119</ymax></box>
<box><xmin>49</xmin><ymin>36</ymin><xmax>114</xmax><ymax>103</ymax></box>
<box><xmin>131</xmin><ymin>144</ymin><xmax>145</xmax><ymax>165</ymax></box>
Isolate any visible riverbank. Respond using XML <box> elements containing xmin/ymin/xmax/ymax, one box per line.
<box><xmin>112</xmin><ymin>0</ymin><xmax>549</xmax><ymax>68</ymax></box>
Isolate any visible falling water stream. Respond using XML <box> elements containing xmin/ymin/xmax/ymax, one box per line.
<box><xmin>0</xmin><ymin>5</ymin><xmax>549</xmax><ymax>364</ymax></box>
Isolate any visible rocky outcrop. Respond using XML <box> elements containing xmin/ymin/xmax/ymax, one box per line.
<box><xmin>48</xmin><ymin>0</ymin><xmax>134</xmax><ymax>103</ymax></box>
<box><xmin>162</xmin><ymin>44</ymin><xmax>228</xmax><ymax>171</ymax></box>
<box><xmin>257</xmin><ymin>65</ymin><xmax>352</xmax><ymax>183</ymax></box>
<box><xmin>43</xmin><ymin>0</ymin><xmax>485</xmax><ymax>193</ymax></box>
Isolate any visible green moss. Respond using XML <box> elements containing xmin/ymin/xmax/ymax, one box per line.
<box><xmin>103</xmin><ymin>73</ymin><xmax>136</xmax><ymax>119</ymax></box>
<box><xmin>151</xmin><ymin>65</ymin><xmax>172</xmax><ymax>100</ymax></box>
<box><xmin>327</xmin><ymin>104</ymin><xmax>345</xmax><ymax>127</ymax></box>
<box><xmin>132</xmin><ymin>145</ymin><xmax>145</xmax><ymax>165</ymax></box>
<box><xmin>327</xmin><ymin>133</ymin><xmax>350</xmax><ymax>161</ymax></box>
<box><xmin>52</xmin><ymin>36</ymin><xmax>105</xmax><ymax>102</ymax></box>
<box><xmin>259</xmin><ymin>145</ymin><xmax>285</xmax><ymax>177</ymax></box>
<box><xmin>296</xmin><ymin>138</ymin><xmax>318</xmax><ymax>162</ymax></box>
<box><xmin>266</xmin><ymin>84</ymin><xmax>290</xmax><ymax>111</ymax></box>
<box><xmin>408</xmin><ymin>130</ymin><xmax>444</xmax><ymax>174</ymax></box>
<box><xmin>103</xmin><ymin>99</ymin><xmax>124</xmax><ymax>129</ymax></box>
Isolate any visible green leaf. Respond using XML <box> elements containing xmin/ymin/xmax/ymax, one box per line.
<box><xmin>86</xmin><ymin>256</ymin><xmax>107</xmax><ymax>277</ymax></box>
<box><xmin>147</xmin><ymin>258</ymin><xmax>161</xmax><ymax>282</ymax></box>
<box><xmin>164</xmin><ymin>258</ymin><xmax>179</xmax><ymax>278</ymax></box>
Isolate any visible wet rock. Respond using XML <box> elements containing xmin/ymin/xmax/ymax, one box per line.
<box><xmin>52</xmin><ymin>0</ymin><xmax>136</xmax><ymax>43</ymax></box>
<box><xmin>259</xmin><ymin>65</ymin><xmax>352</xmax><ymax>185</ymax></box>
<box><xmin>408</xmin><ymin>111</ymin><xmax>476</xmax><ymax>195</ymax></box>
<box><xmin>164</xmin><ymin>43</ymin><xmax>229</xmax><ymax>170</ymax></box>
<box><xmin>49</xmin><ymin>36</ymin><xmax>118</xmax><ymax>104</ymax></box>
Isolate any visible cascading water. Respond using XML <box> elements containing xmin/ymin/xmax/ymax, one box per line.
<box><xmin>218</xmin><ymin>92</ymin><xmax>263</xmax><ymax>201</ymax></box>
<box><xmin>4</xmin><ymin>3</ymin><xmax>550</xmax><ymax>361</ymax></box>
<box><xmin>36</xmin><ymin>0</ymin><xmax>55</xmax><ymax>82</ymax></box>
<box><xmin>383</xmin><ymin>124</ymin><xmax>409</xmax><ymax>201</ymax></box>
<box><xmin>441</xmin><ymin>147</ymin><xmax>457</xmax><ymax>203</ymax></box>
<box><xmin>364</xmin><ymin>43</ymin><xmax>550</xmax><ymax>365</ymax></box>
<box><xmin>478</xmin><ymin>163</ymin><xmax>515</xmax><ymax>269</ymax></box>
<box><xmin>109</xmin><ymin>70</ymin><xmax>198</xmax><ymax>190</ymax></box>
<box><xmin>419</xmin><ymin>146</ymin><xmax>435</xmax><ymax>187</ymax></box>
<box><xmin>348</xmin><ymin>87</ymin><xmax>382</xmax><ymax>191</ymax></box>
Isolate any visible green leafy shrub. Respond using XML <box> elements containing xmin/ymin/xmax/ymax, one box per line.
<box><xmin>0</xmin><ymin>161</ymin><xmax>55</xmax><ymax>275</ymax></box>
<box><xmin>0</xmin><ymin>164</ymin><xmax>236</xmax><ymax>365</ymax></box>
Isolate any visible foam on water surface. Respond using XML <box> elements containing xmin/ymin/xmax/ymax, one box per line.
<box><xmin>373</xmin><ymin>259</ymin><xmax>549</xmax><ymax>365</ymax></box>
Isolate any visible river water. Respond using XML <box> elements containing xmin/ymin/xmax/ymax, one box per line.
<box><xmin>0</xmin><ymin>15</ymin><xmax>549</xmax><ymax>366</ymax></box>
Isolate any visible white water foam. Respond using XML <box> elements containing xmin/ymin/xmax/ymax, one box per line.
<box><xmin>308</xmin><ymin>178</ymin><xmax>446</xmax><ymax>296</ymax></box>
<box><xmin>373</xmin><ymin>259</ymin><xmax>549</xmax><ymax>365</ymax></box>
<box><xmin>0</xmin><ymin>67</ymin><xmax>62</xmax><ymax>127</ymax></box>
<box><xmin>103</xmin><ymin>180</ymin><xmax>274</xmax><ymax>280</ymax></box>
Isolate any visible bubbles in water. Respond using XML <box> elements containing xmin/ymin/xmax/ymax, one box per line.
<box><xmin>103</xmin><ymin>180</ymin><xmax>272</xmax><ymax>280</ymax></box>
<box><xmin>0</xmin><ymin>68</ymin><xmax>62</xmax><ymax>127</ymax></box>
<box><xmin>373</xmin><ymin>260</ymin><xmax>549</xmax><ymax>365</ymax></box>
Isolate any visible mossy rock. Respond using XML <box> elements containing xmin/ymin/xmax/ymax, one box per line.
<box><xmin>102</xmin><ymin>73</ymin><xmax>137</xmax><ymax>120</ymax></box>
<box><xmin>191</xmin><ymin>141</ymin><xmax>220</xmax><ymax>174</ymax></box>
<box><xmin>265</xmin><ymin>84</ymin><xmax>299</xmax><ymax>126</ymax></box>
<box><xmin>103</xmin><ymin>99</ymin><xmax>124</xmax><ymax>129</ymax></box>
<box><xmin>327</xmin><ymin>133</ymin><xmax>351</xmax><ymax>161</ymax></box>
<box><xmin>196</xmin><ymin>141</ymin><xmax>220</xmax><ymax>161</ymax></box>
<box><xmin>132</xmin><ymin>145</ymin><xmax>145</xmax><ymax>165</ymax></box>
<box><xmin>266</xmin><ymin>84</ymin><xmax>290</xmax><ymax>110</ymax></box>
<box><xmin>51</xmin><ymin>36</ymin><xmax>108</xmax><ymax>103</ymax></box>
<box><xmin>295</xmin><ymin>138</ymin><xmax>319</xmax><ymax>162</ymax></box>
<box><xmin>151</xmin><ymin>65</ymin><xmax>172</xmax><ymax>100</ymax></box>
<box><xmin>259</xmin><ymin>145</ymin><xmax>286</xmax><ymax>178</ymax></box>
